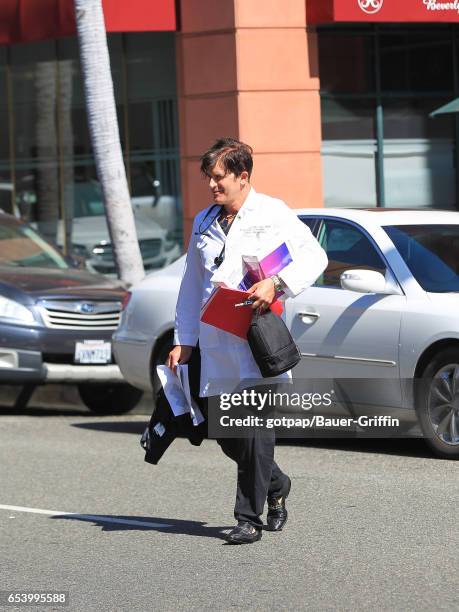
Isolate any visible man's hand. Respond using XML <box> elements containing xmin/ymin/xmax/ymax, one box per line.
<box><xmin>247</xmin><ymin>278</ymin><xmax>276</xmax><ymax>310</ymax></box>
<box><xmin>166</xmin><ymin>345</ymin><xmax>193</xmax><ymax>374</ymax></box>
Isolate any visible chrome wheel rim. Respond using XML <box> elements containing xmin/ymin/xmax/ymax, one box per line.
<box><xmin>427</xmin><ymin>363</ymin><xmax>459</xmax><ymax>446</ymax></box>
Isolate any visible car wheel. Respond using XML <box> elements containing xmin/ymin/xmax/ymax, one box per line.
<box><xmin>78</xmin><ymin>383</ymin><xmax>143</xmax><ymax>415</ymax></box>
<box><xmin>151</xmin><ymin>334</ymin><xmax>174</xmax><ymax>396</ymax></box>
<box><xmin>416</xmin><ymin>348</ymin><xmax>459</xmax><ymax>459</ymax></box>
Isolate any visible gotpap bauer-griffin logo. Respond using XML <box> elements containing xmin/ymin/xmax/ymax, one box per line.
<box><xmin>358</xmin><ymin>0</ymin><xmax>384</xmax><ymax>13</ymax></box>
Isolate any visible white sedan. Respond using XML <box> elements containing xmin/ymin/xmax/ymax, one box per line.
<box><xmin>113</xmin><ymin>208</ymin><xmax>459</xmax><ymax>458</ymax></box>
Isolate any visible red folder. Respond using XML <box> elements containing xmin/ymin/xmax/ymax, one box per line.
<box><xmin>200</xmin><ymin>287</ymin><xmax>252</xmax><ymax>339</ymax></box>
<box><xmin>200</xmin><ymin>287</ymin><xmax>284</xmax><ymax>339</ymax></box>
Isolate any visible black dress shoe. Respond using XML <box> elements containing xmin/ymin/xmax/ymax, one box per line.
<box><xmin>225</xmin><ymin>522</ymin><xmax>263</xmax><ymax>545</ymax></box>
<box><xmin>266</xmin><ymin>476</ymin><xmax>291</xmax><ymax>532</ymax></box>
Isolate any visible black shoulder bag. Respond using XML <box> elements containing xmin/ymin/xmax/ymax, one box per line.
<box><xmin>246</xmin><ymin>309</ymin><xmax>301</xmax><ymax>377</ymax></box>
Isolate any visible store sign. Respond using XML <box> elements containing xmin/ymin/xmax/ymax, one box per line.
<box><xmin>358</xmin><ymin>0</ymin><xmax>384</xmax><ymax>14</ymax></box>
<box><xmin>424</xmin><ymin>0</ymin><xmax>459</xmax><ymax>13</ymax></box>
<box><xmin>307</xmin><ymin>0</ymin><xmax>459</xmax><ymax>22</ymax></box>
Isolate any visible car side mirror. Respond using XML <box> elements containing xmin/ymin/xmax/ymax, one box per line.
<box><xmin>340</xmin><ymin>269</ymin><xmax>389</xmax><ymax>294</ymax></box>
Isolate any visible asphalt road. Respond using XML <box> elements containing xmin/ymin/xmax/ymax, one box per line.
<box><xmin>0</xmin><ymin>412</ymin><xmax>458</xmax><ymax>612</ymax></box>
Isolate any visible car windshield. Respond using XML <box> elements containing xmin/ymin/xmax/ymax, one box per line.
<box><xmin>72</xmin><ymin>181</ymin><xmax>105</xmax><ymax>218</ymax></box>
<box><xmin>0</xmin><ymin>222</ymin><xmax>69</xmax><ymax>269</ymax></box>
<box><xmin>384</xmin><ymin>224</ymin><xmax>459</xmax><ymax>292</ymax></box>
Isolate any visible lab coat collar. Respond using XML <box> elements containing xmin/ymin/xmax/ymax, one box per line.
<box><xmin>236</xmin><ymin>187</ymin><xmax>258</xmax><ymax>220</ymax></box>
<box><xmin>223</xmin><ymin>187</ymin><xmax>261</xmax><ymax>251</ymax></box>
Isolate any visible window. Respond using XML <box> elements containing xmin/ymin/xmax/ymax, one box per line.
<box><xmin>380</xmin><ymin>32</ymin><xmax>453</xmax><ymax>92</ymax></box>
<box><xmin>319</xmin><ymin>33</ymin><xmax>375</xmax><ymax>94</ymax></box>
<box><xmin>300</xmin><ymin>217</ymin><xmax>319</xmax><ymax>233</ymax></box>
<box><xmin>316</xmin><ymin>220</ymin><xmax>386</xmax><ymax>287</ymax></box>
<box><xmin>4</xmin><ymin>32</ymin><xmax>181</xmax><ymax>278</ymax></box>
<box><xmin>318</xmin><ymin>25</ymin><xmax>457</xmax><ymax>209</ymax></box>
<box><xmin>384</xmin><ymin>224</ymin><xmax>459</xmax><ymax>292</ymax></box>
<box><xmin>0</xmin><ymin>221</ymin><xmax>68</xmax><ymax>269</ymax></box>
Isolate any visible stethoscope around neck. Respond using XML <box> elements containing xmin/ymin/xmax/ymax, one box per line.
<box><xmin>193</xmin><ymin>204</ymin><xmax>227</xmax><ymax>268</ymax></box>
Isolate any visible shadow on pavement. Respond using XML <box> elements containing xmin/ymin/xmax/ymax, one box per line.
<box><xmin>73</xmin><ymin>420</ymin><xmax>148</xmax><ymax>434</ymax></box>
<box><xmin>277</xmin><ymin>437</ymin><xmax>434</xmax><ymax>459</ymax></box>
<box><xmin>50</xmin><ymin>514</ymin><xmax>231</xmax><ymax>540</ymax></box>
<box><xmin>73</xmin><ymin>420</ymin><xmax>437</xmax><ymax>460</ymax></box>
<box><xmin>0</xmin><ymin>405</ymin><xmax>89</xmax><ymax>417</ymax></box>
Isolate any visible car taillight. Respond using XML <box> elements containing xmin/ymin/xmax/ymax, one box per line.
<box><xmin>121</xmin><ymin>292</ymin><xmax>132</xmax><ymax>311</ymax></box>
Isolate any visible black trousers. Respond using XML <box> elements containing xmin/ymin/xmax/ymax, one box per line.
<box><xmin>202</xmin><ymin>390</ymin><xmax>290</xmax><ymax>529</ymax></box>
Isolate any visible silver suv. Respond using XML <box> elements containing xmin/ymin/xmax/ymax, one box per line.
<box><xmin>0</xmin><ymin>211</ymin><xmax>142</xmax><ymax>414</ymax></box>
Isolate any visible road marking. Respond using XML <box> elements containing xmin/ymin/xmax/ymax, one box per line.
<box><xmin>0</xmin><ymin>504</ymin><xmax>172</xmax><ymax>529</ymax></box>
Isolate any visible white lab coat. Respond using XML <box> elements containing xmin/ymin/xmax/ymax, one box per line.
<box><xmin>174</xmin><ymin>188</ymin><xmax>328</xmax><ymax>397</ymax></box>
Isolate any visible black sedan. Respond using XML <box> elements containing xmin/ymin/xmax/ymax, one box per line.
<box><xmin>0</xmin><ymin>211</ymin><xmax>142</xmax><ymax>413</ymax></box>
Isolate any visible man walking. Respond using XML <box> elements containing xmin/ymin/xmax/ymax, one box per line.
<box><xmin>167</xmin><ymin>138</ymin><xmax>327</xmax><ymax>544</ymax></box>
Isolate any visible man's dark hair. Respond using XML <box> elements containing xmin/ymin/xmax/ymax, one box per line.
<box><xmin>200</xmin><ymin>137</ymin><xmax>253</xmax><ymax>179</ymax></box>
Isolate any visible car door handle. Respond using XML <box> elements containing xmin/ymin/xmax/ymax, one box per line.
<box><xmin>296</xmin><ymin>310</ymin><xmax>320</xmax><ymax>322</ymax></box>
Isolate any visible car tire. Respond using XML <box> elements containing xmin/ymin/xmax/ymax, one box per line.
<box><xmin>416</xmin><ymin>348</ymin><xmax>459</xmax><ymax>459</ymax></box>
<box><xmin>77</xmin><ymin>383</ymin><xmax>143</xmax><ymax>415</ymax></box>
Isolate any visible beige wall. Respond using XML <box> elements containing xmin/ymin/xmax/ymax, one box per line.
<box><xmin>177</xmin><ymin>0</ymin><xmax>324</xmax><ymax>241</ymax></box>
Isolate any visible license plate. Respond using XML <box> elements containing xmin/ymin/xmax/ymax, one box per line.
<box><xmin>74</xmin><ymin>340</ymin><xmax>111</xmax><ymax>364</ymax></box>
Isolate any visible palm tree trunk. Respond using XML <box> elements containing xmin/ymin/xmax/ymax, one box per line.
<box><xmin>74</xmin><ymin>0</ymin><xmax>144</xmax><ymax>285</ymax></box>
<box><xmin>58</xmin><ymin>59</ymin><xmax>75</xmax><ymax>255</ymax></box>
<box><xmin>35</xmin><ymin>60</ymin><xmax>59</xmax><ymax>244</ymax></box>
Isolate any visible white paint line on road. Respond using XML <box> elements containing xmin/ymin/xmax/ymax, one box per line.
<box><xmin>0</xmin><ymin>504</ymin><xmax>172</xmax><ymax>529</ymax></box>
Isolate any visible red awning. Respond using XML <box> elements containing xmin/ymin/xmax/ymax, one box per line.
<box><xmin>307</xmin><ymin>0</ymin><xmax>459</xmax><ymax>24</ymax></box>
<box><xmin>0</xmin><ymin>0</ymin><xmax>176</xmax><ymax>46</ymax></box>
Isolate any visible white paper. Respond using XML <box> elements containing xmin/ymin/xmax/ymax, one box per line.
<box><xmin>210</xmin><ymin>261</ymin><xmax>243</xmax><ymax>289</ymax></box>
<box><xmin>210</xmin><ymin>236</ymin><xmax>291</xmax><ymax>290</ymax></box>
<box><xmin>156</xmin><ymin>364</ymin><xmax>204</xmax><ymax>426</ymax></box>
<box><xmin>177</xmin><ymin>366</ymin><xmax>205</xmax><ymax>426</ymax></box>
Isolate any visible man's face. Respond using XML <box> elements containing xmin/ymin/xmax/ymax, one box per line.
<box><xmin>207</xmin><ymin>161</ymin><xmax>247</xmax><ymax>206</ymax></box>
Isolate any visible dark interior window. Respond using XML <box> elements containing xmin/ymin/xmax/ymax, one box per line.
<box><xmin>385</xmin><ymin>224</ymin><xmax>459</xmax><ymax>292</ymax></box>
<box><xmin>317</xmin><ymin>220</ymin><xmax>386</xmax><ymax>287</ymax></box>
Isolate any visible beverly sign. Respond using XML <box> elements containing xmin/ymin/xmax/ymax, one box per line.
<box><xmin>423</xmin><ymin>0</ymin><xmax>459</xmax><ymax>11</ymax></box>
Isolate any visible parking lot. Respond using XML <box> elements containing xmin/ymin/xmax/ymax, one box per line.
<box><xmin>1</xmin><ymin>400</ymin><xmax>458</xmax><ymax>612</ymax></box>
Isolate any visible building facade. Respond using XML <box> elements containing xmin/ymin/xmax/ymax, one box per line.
<box><xmin>0</xmin><ymin>0</ymin><xmax>458</xmax><ymax>273</ymax></box>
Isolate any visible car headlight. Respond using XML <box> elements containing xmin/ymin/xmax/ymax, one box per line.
<box><xmin>0</xmin><ymin>297</ymin><xmax>34</xmax><ymax>324</ymax></box>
